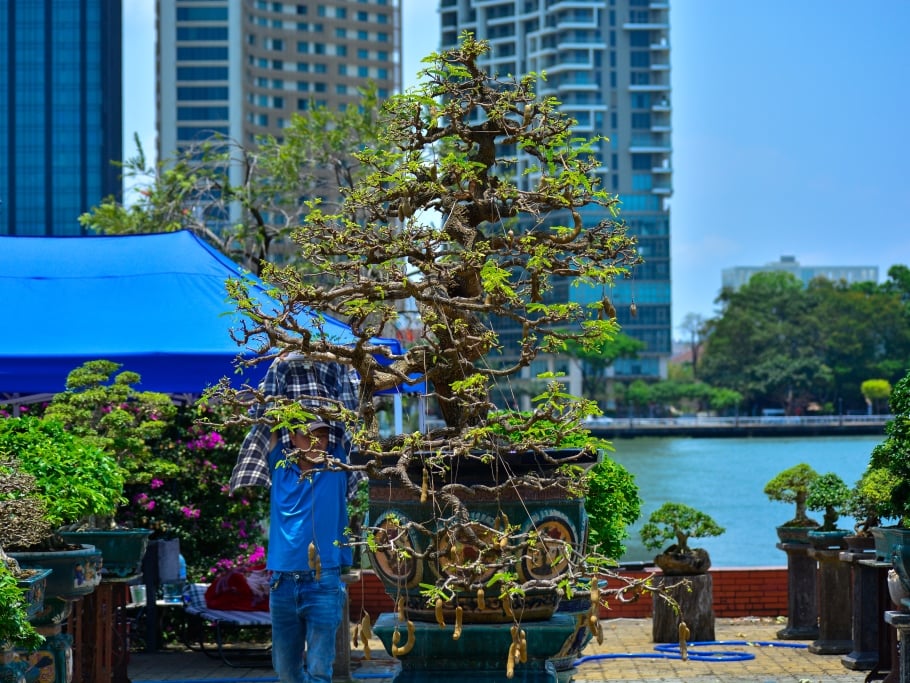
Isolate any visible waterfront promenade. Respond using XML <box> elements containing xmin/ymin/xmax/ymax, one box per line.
<box><xmin>589</xmin><ymin>414</ymin><xmax>889</xmax><ymax>439</ymax></box>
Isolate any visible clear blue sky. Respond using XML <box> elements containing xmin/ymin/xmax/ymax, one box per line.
<box><xmin>123</xmin><ymin>1</ymin><xmax>910</xmax><ymax>334</ymax></box>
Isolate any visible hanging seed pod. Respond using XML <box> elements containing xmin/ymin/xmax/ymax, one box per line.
<box><xmin>453</xmin><ymin>606</ymin><xmax>463</xmax><ymax>640</ymax></box>
<box><xmin>308</xmin><ymin>541</ymin><xmax>317</xmax><ymax>566</ymax></box>
<box><xmin>392</xmin><ymin>620</ymin><xmax>416</xmax><ymax>656</ymax></box>
<box><xmin>361</xmin><ymin>613</ymin><xmax>373</xmax><ymax>640</ymax></box>
<box><xmin>630</xmin><ymin>301</ymin><xmax>638</xmax><ymax>317</ymax></box>
<box><xmin>505</xmin><ymin>642</ymin><xmax>517</xmax><ymax>679</ymax></box>
<box><xmin>503</xmin><ymin>595</ymin><xmax>514</xmax><ymax>619</ymax></box>
<box><xmin>519</xmin><ymin>630</ymin><xmax>527</xmax><ymax>663</ymax></box>
<box><xmin>476</xmin><ymin>588</ymin><xmax>486</xmax><ymax>610</ymax></box>
<box><xmin>397</xmin><ymin>596</ymin><xmax>406</xmax><ymax>621</ymax></box>
<box><xmin>601</xmin><ymin>297</ymin><xmax>616</xmax><ymax>320</ymax></box>
<box><xmin>420</xmin><ymin>468</ymin><xmax>428</xmax><ymax>503</ymax></box>
<box><xmin>435</xmin><ymin>598</ymin><xmax>445</xmax><ymax>628</ymax></box>
<box><xmin>678</xmin><ymin>622</ymin><xmax>690</xmax><ymax>661</ymax></box>
<box><xmin>587</xmin><ymin>613</ymin><xmax>599</xmax><ymax>638</ymax></box>
<box><xmin>352</xmin><ymin>624</ymin><xmax>360</xmax><ymax>648</ymax></box>
<box><xmin>313</xmin><ymin>551</ymin><xmax>322</xmax><ymax>581</ymax></box>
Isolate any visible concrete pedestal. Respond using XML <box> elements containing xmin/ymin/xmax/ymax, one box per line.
<box><xmin>776</xmin><ymin>541</ymin><xmax>819</xmax><ymax>640</ymax></box>
<box><xmin>807</xmin><ymin>546</ymin><xmax>852</xmax><ymax>655</ymax></box>
<box><xmin>885</xmin><ymin>610</ymin><xmax>910</xmax><ymax>683</ymax></box>
<box><xmin>373</xmin><ymin>612</ymin><xmax>579</xmax><ymax>683</ymax></box>
<box><xmin>840</xmin><ymin>555</ymin><xmax>884</xmax><ymax>670</ymax></box>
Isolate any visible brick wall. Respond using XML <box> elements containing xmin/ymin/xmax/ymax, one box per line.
<box><xmin>348</xmin><ymin>566</ymin><xmax>789</xmax><ymax>620</ymax></box>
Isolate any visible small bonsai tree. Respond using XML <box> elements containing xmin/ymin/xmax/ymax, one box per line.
<box><xmin>0</xmin><ymin>417</ymin><xmax>125</xmax><ymax>548</ymax></box>
<box><xmin>763</xmin><ymin>463</ymin><xmax>820</xmax><ymax>527</ymax></box>
<box><xmin>0</xmin><ymin>458</ymin><xmax>49</xmax><ymax>650</ymax></box>
<box><xmin>805</xmin><ymin>472</ymin><xmax>851</xmax><ymax>532</ymax></box>
<box><xmin>640</xmin><ymin>502</ymin><xmax>725</xmax><ymax>556</ymax></box>
<box><xmin>868</xmin><ymin>369</ymin><xmax>910</xmax><ymax>526</ymax></box>
<box><xmin>846</xmin><ymin>467</ymin><xmax>900</xmax><ymax>535</ymax></box>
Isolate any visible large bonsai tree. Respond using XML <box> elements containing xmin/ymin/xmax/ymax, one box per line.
<box><xmin>87</xmin><ymin>35</ymin><xmax>648</xmax><ymax>612</ymax></box>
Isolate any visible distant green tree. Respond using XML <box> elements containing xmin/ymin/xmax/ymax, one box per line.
<box><xmin>809</xmin><ymin>278</ymin><xmax>910</xmax><ymax>408</ymax></box>
<box><xmin>678</xmin><ymin>312</ymin><xmax>708</xmax><ymax>379</ymax></box>
<box><xmin>82</xmin><ymin>87</ymin><xmax>384</xmax><ymax>274</ymax></box>
<box><xmin>564</xmin><ymin>331</ymin><xmax>644</xmax><ymax>408</ymax></box>
<box><xmin>700</xmin><ymin>272</ymin><xmax>831</xmax><ymax>414</ymax></box>
<box><xmin>861</xmin><ymin>379</ymin><xmax>892</xmax><ymax>414</ymax></box>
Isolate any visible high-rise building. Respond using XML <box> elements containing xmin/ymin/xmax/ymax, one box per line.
<box><xmin>157</xmin><ymin>0</ymin><xmax>402</xmax><ymax>162</ymax></box>
<box><xmin>0</xmin><ymin>0</ymin><xmax>123</xmax><ymax>236</ymax></box>
<box><xmin>440</xmin><ymin>0</ymin><xmax>672</xmax><ymax>382</ymax></box>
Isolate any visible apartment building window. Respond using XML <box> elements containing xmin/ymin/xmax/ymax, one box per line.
<box><xmin>632</xmin><ymin>174</ymin><xmax>652</xmax><ymax>191</ymax></box>
<box><xmin>631</xmin><ymin>154</ymin><xmax>652</xmax><ymax>169</ymax></box>
<box><xmin>177</xmin><ymin>27</ymin><xmax>227</xmax><ymax>40</ymax></box>
<box><xmin>176</xmin><ymin>7</ymin><xmax>227</xmax><ymax>20</ymax></box>
<box><xmin>178</xmin><ymin>86</ymin><xmax>229</xmax><ymax>100</ymax></box>
<box><xmin>630</xmin><ymin>51</ymin><xmax>650</xmax><ymax>67</ymax></box>
<box><xmin>177</xmin><ymin>46</ymin><xmax>229</xmax><ymax>61</ymax></box>
<box><xmin>177</xmin><ymin>66</ymin><xmax>228</xmax><ymax>80</ymax></box>
<box><xmin>631</xmin><ymin>112</ymin><xmax>651</xmax><ymax>129</ymax></box>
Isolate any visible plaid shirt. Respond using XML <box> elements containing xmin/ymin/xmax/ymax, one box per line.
<box><xmin>229</xmin><ymin>354</ymin><xmax>360</xmax><ymax>492</ymax></box>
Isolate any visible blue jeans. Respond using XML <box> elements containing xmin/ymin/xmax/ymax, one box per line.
<box><xmin>269</xmin><ymin>568</ymin><xmax>345</xmax><ymax>683</ymax></box>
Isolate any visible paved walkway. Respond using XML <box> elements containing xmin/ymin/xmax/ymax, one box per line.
<box><xmin>128</xmin><ymin>616</ymin><xmax>876</xmax><ymax>683</ymax></box>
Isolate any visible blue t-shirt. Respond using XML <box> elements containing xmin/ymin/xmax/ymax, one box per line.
<box><xmin>266</xmin><ymin>441</ymin><xmax>352</xmax><ymax>572</ymax></box>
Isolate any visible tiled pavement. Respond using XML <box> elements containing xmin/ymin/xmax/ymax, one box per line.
<box><xmin>128</xmin><ymin>616</ymin><xmax>876</xmax><ymax>683</ymax></box>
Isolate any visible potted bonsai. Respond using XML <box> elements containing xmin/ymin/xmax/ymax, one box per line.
<box><xmin>0</xmin><ymin>457</ymin><xmax>50</xmax><ymax>663</ymax></box>
<box><xmin>640</xmin><ymin>502</ymin><xmax>725</xmax><ymax>576</ymax></box>
<box><xmin>639</xmin><ymin>502</ymin><xmax>724</xmax><ymax>643</ymax></box>
<box><xmin>160</xmin><ymin>34</ymin><xmax>657</xmax><ymax>676</ymax></box>
<box><xmin>44</xmin><ymin>359</ymin><xmax>177</xmax><ymax>577</ymax></box>
<box><xmin>0</xmin><ymin>416</ymin><xmax>124</xmax><ymax>609</ymax></box>
<box><xmin>87</xmin><ymin>34</ymin><xmax>675</xmax><ymax>678</ymax></box>
<box><xmin>866</xmin><ymin>368</ymin><xmax>910</xmax><ymax>590</ymax></box>
<box><xmin>805</xmin><ymin>472</ymin><xmax>851</xmax><ymax>550</ymax></box>
<box><xmin>845</xmin><ymin>467</ymin><xmax>899</xmax><ymax>553</ymax></box>
<box><xmin>764</xmin><ymin>463</ymin><xmax>820</xmax><ymax>544</ymax></box>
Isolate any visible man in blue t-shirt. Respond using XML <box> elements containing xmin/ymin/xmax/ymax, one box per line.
<box><xmin>231</xmin><ymin>356</ymin><xmax>360</xmax><ymax>683</ymax></box>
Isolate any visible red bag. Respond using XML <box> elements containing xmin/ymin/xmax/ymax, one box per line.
<box><xmin>204</xmin><ymin>565</ymin><xmax>270</xmax><ymax>611</ymax></box>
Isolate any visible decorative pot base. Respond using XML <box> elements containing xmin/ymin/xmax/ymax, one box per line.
<box><xmin>373</xmin><ymin>611</ymin><xmax>578</xmax><ymax>683</ymax></box>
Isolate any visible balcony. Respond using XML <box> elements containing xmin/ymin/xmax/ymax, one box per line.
<box><xmin>651</xmin><ymin>184</ymin><xmax>673</xmax><ymax>195</ymax></box>
<box><xmin>623</xmin><ymin>21</ymin><xmax>669</xmax><ymax>30</ymax></box>
<box><xmin>629</xmin><ymin>82</ymin><xmax>671</xmax><ymax>93</ymax></box>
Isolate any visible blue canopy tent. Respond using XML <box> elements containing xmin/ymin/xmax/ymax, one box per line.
<box><xmin>0</xmin><ymin>230</ymin><xmax>413</xmax><ymax>399</ymax></box>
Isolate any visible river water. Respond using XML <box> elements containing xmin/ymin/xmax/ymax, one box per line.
<box><xmin>606</xmin><ymin>435</ymin><xmax>882</xmax><ymax>568</ymax></box>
